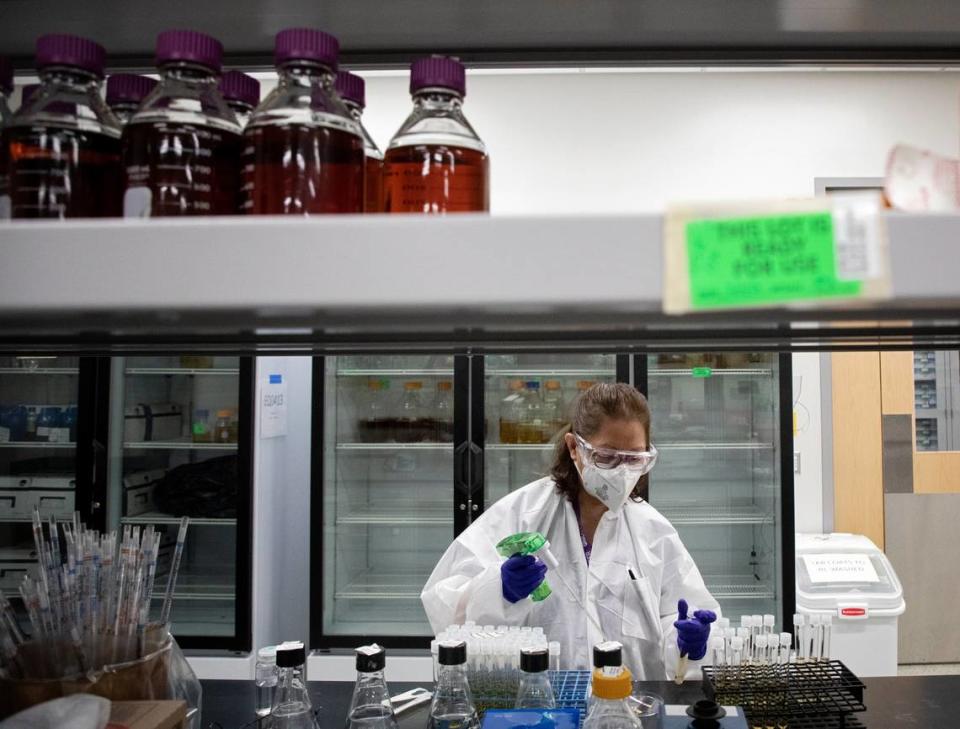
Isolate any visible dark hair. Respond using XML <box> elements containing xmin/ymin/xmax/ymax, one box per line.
<box><xmin>549</xmin><ymin>382</ymin><xmax>652</xmax><ymax>503</ymax></box>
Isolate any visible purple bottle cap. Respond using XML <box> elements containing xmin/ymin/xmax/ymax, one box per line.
<box><xmin>274</xmin><ymin>28</ymin><xmax>339</xmax><ymax>70</ymax></box>
<box><xmin>106</xmin><ymin>73</ymin><xmax>158</xmax><ymax>106</ymax></box>
<box><xmin>0</xmin><ymin>56</ymin><xmax>12</xmax><ymax>95</ymax></box>
<box><xmin>334</xmin><ymin>70</ymin><xmax>364</xmax><ymax>108</ymax></box>
<box><xmin>219</xmin><ymin>70</ymin><xmax>260</xmax><ymax>108</ymax></box>
<box><xmin>36</xmin><ymin>34</ymin><xmax>107</xmax><ymax>78</ymax></box>
<box><xmin>20</xmin><ymin>83</ymin><xmax>41</xmax><ymax>106</ymax></box>
<box><xmin>155</xmin><ymin>29</ymin><xmax>224</xmax><ymax>73</ymax></box>
<box><xmin>410</xmin><ymin>56</ymin><xmax>466</xmax><ymax>97</ymax></box>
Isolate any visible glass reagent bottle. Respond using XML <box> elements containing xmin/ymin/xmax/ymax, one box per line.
<box><xmin>122</xmin><ymin>29</ymin><xmax>242</xmax><ymax>217</ymax></box>
<box><xmin>429</xmin><ymin>640</ymin><xmax>479</xmax><ymax>729</ymax></box>
<box><xmin>335</xmin><ymin>70</ymin><xmax>383</xmax><ymax>213</ymax></box>
<box><xmin>584</xmin><ymin>666</ymin><xmax>641</xmax><ymax>729</ymax></box>
<box><xmin>516</xmin><ymin>647</ymin><xmax>556</xmax><ymax>709</ymax></box>
<box><xmin>383</xmin><ymin>56</ymin><xmax>488</xmax><ymax>214</ymax></box>
<box><xmin>346</xmin><ymin>643</ymin><xmax>399</xmax><ymax>729</ymax></box>
<box><xmin>255</xmin><ymin>644</ymin><xmax>278</xmax><ymax>717</ymax></box>
<box><xmin>7</xmin><ymin>34</ymin><xmax>122</xmax><ymax>219</ymax></box>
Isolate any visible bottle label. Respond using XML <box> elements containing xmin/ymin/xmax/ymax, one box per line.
<box><xmin>36</xmin><ymin>426</ymin><xmax>51</xmax><ymax>437</ymax></box>
<box><xmin>48</xmin><ymin>427</ymin><xmax>71</xmax><ymax>443</ymax></box>
<box><xmin>123</xmin><ymin>187</ymin><xmax>152</xmax><ymax>218</ymax></box>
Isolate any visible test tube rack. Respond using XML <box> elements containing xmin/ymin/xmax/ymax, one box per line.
<box><xmin>471</xmin><ymin>670</ymin><xmax>590</xmax><ymax>723</ymax></box>
<box><xmin>701</xmin><ymin>660</ymin><xmax>865</xmax><ymax>729</ymax></box>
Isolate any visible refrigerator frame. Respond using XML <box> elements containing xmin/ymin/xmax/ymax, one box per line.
<box><xmin>309</xmin><ymin>352</ymin><xmax>795</xmax><ymax>649</ymax></box>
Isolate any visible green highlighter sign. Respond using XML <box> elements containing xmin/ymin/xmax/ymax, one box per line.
<box><xmin>685</xmin><ymin>212</ymin><xmax>862</xmax><ymax>310</ymax></box>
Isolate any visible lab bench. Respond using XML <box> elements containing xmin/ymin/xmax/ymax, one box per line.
<box><xmin>198</xmin><ymin>675</ymin><xmax>960</xmax><ymax>729</ymax></box>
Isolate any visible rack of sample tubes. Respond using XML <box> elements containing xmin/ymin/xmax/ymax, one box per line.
<box><xmin>701</xmin><ymin>614</ymin><xmax>866</xmax><ymax>729</ymax></box>
<box><xmin>433</xmin><ymin>623</ymin><xmax>561</xmax><ymax>714</ymax></box>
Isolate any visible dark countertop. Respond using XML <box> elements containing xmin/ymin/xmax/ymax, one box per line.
<box><xmin>199</xmin><ymin>675</ymin><xmax>960</xmax><ymax>729</ymax></box>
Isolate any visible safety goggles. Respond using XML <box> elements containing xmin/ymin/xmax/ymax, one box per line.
<box><xmin>574</xmin><ymin>432</ymin><xmax>658</xmax><ymax>473</ymax></box>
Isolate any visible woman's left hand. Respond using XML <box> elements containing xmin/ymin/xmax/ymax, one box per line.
<box><xmin>673</xmin><ymin>598</ymin><xmax>717</xmax><ymax>660</ymax></box>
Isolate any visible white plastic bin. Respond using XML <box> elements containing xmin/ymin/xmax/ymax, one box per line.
<box><xmin>795</xmin><ymin>533</ymin><xmax>905</xmax><ymax>677</ymax></box>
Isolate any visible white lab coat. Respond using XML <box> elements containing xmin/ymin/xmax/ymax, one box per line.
<box><xmin>421</xmin><ymin>477</ymin><xmax>721</xmax><ymax>680</ymax></box>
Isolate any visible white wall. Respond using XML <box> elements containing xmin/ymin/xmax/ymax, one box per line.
<box><xmin>792</xmin><ymin>353</ymin><xmax>825</xmax><ymax>534</ymax></box>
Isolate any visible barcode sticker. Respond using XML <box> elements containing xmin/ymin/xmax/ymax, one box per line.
<box><xmin>832</xmin><ymin>193</ymin><xmax>884</xmax><ymax>281</ymax></box>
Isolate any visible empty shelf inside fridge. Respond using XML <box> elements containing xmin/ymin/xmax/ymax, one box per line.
<box><xmin>336</xmin><ymin>503</ymin><xmax>452</xmax><ymax>526</ymax></box>
<box><xmin>487</xmin><ymin>441</ymin><xmax>774</xmax><ymax>451</ymax></box>
<box><xmin>336</xmin><ymin>442</ymin><xmax>454</xmax><ymax>451</ymax></box>
<box><xmin>334</xmin><ymin>569</ymin><xmax>431</xmax><ymax>600</ymax></box>
<box><xmin>124</xmin><ymin>439</ymin><xmax>237</xmax><ymax>451</ymax></box>
<box><xmin>120</xmin><ymin>511</ymin><xmax>236</xmax><ymax>527</ymax></box>
<box><xmin>125</xmin><ymin>367</ymin><xmax>239</xmax><ymax>376</ymax></box>
<box><xmin>0</xmin><ymin>367</ymin><xmax>79</xmax><ymax>375</ymax></box>
<box><xmin>150</xmin><ymin>573</ymin><xmax>236</xmax><ymax>602</ymax></box>
<box><xmin>704</xmin><ymin>574</ymin><xmax>776</xmax><ymax>600</ymax></box>
<box><xmin>486</xmin><ymin>368</ymin><xmax>614</xmax><ymax>377</ymax></box>
<box><xmin>0</xmin><ymin>442</ymin><xmax>74</xmax><ymax>449</ymax></box>
<box><xmin>657</xmin><ymin>503</ymin><xmax>775</xmax><ymax>525</ymax></box>
<box><xmin>336</xmin><ymin>368</ymin><xmax>454</xmax><ymax>377</ymax></box>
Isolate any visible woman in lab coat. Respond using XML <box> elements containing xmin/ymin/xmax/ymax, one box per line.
<box><xmin>421</xmin><ymin>382</ymin><xmax>720</xmax><ymax>680</ymax></box>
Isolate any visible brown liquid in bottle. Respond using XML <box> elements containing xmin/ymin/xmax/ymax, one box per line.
<box><xmin>8</xmin><ymin>127</ymin><xmax>121</xmax><ymax>218</ymax></box>
<box><xmin>122</xmin><ymin>121</ymin><xmax>242</xmax><ymax>216</ymax></box>
<box><xmin>365</xmin><ymin>155</ymin><xmax>383</xmax><ymax>213</ymax></box>
<box><xmin>383</xmin><ymin>144</ymin><xmax>488</xmax><ymax>213</ymax></box>
<box><xmin>243</xmin><ymin>124</ymin><xmax>364</xmax><ymax>214</ymax></box>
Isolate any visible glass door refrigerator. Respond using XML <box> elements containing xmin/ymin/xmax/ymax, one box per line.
<box><xmin>0</xmin><ymin>355</ymin><xmax>106</xmax><ymax>630</ymax></box>
<box><xmin>311</xmin><ymin>352</ymin><xmax>793</xmax><ymax>647</ymax></box>
<box><xmin>646</xmin><ymin>353</ymin><xmax>794</xmax><ymax>630</ymax></box>
<box><xmin>106</xmin><ymin>356</ymin><xmax>254</xmax><ymax>650</ymax></box>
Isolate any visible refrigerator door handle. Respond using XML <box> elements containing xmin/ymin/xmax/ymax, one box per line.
<box><xmin>454</xmin><ymin>441</ymin><xmax>471</xmax><ymax>496</ymax></box>
<box><xmin>469</xmin><ymin>443</ymin><xmax>484</xmax><ymax>491</ymax></box>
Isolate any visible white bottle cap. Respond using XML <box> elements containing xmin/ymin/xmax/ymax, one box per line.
<box><xmin>793</xmin><ymin>613</ymin><xmax>806</xmax><ymax>625</ymax></box>
<box><xmin>763</xmin><ymin>615</ymin><xmax>775</xmax><ymax>628</ymax></box>
<box><xmin>724</xmin><ymin>628</ymin><xmax>735</xmax><ymax>639</ymax></box>
<box><xmin>257</xmin><ymin>645</ymin><xmax>277</xmax><ymax>661</ymax></box>
<box><xmin>810</xmin><ymin>614</ymin><xmax>822</xmax><ymax>626</ymax></box>
<box><xmin>736</xmin><ymin>627</ymin><xmax>749</xmax><ymax>639</ymax></box>
<box><xmin>710</xmin><ymin>637</ymin><xmax>725</xmax><ymax>651</ymax></box>
<box><xmin>755</xmin><ymin>635</ymin><xmax>768</xmax><ymax>648</ymax></box>
<box><xmin>731</xmin><ymin>637</ymin><xmax>744</xmax><ymax>650</ymax></box>
<box><xmin>740</xmin><ymin>615</ymin><xmax>751</xmax><ymax>627</ymax></box>
<box><xmin>823</xmin><ymin>614</ymin><xmax>833</xmax><ymax>626</ymax></box>
<box><xmin>780</xmin><ymin>634</ymin><xmax>793</xmax><ymax>648</ymax></box>
<box><xmin>717</xmin><ymin>617</ymin><xmax>730</xmax><ymax>630</ymax></box>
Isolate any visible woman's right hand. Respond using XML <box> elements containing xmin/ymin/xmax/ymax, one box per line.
<box><xmin>501</xmin><ymin>554</ymin><xmax>548</xmax><ymax>603</ymax></box>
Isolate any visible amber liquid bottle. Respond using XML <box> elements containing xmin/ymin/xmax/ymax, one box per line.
<box><xmin>243</xmin><ymin>28</ymin><xmax>364</xmax><ymax>215</ymax></box>
<box><xmin>7</xmin><ymin>34</ymin><xmax>122</xmax><ymax>218</ymax></box>
<box><xmin>336</xmin><ymin>70</ymin><xmax>384</xmax><ymax>212</ymax></box>
<box><xmin>383</xmin><ymin>56</ymin><xmax>488</xmax><ymax>214</ymax></box>
<box><xmin>122</xmin><ymin>30</ymin><xmax>242</xmax><ymax>217</ymax></box>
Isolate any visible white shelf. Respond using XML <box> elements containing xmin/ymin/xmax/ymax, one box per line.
<box><xmin>0</xmin><ymin>367</ymin><xmax>78</xmax><ymax>375</ymax></box>
<box><xmin>0</xmin><ymin>441</ymin><xmax>74</xmax><ymax>449</ymax></box>
<box><xmin>336</xmin><ymin>369</ymin><xmax>454</xmax><ymax>377</ymax></box>
<box><xmin>151</xmin><ymin>574</ymin><xmax>235</xmax><ymax>602</ymax></box>
<box><xmin>336</xmin><ymin>442</ymin><xmax>454</xmax><ymax>451</ymax></box>
<box><xmin>650</xmin><ymin>368</ymin><xmax>773</xmax><ymax>377</ymax></box>
<box><xmin>486</xmin><ymin>368</ymin><xmax>614</xmax><ymax>377</ymax></box>
<box><xmin>336</xmin><ymin>503</ymin><xmax>452</xmax><ymax>526</ymax></box>
<box><xmin>658</xmin><ymin>503</ymin><xmax>775</xmax><ymax>526</ymax></box>
<box><xmin>704</xmin><ymin>575</ymin><xmax>776</xmax><ymax>600</ymax></box>
<box><xmin>486</xmin><ymin>441</ymin><xmax>774</xmax><ymax>451</ymax></box>
<box><xmin>125</xmin><ymin>368</ymin><xmax>239</xmax><ymax>376</ymax></box>
<box><xmin>334</xmin><ymin>569</ymin><xmax>430</xmax><ymax>600</ymax></box>
<box><xmin>124</xmin><ymin>440</ymin><xmax>237</xmax><ymax>451</ymax></box>
<box><xmin>121</xmin><ymin>512</ymin><xmax>236</xmax><ymax>527</ymax></box>
<box><xmin>1</xmin><ymin>213</ymin><xmax>958</xmax><ymax>351</ymax></box>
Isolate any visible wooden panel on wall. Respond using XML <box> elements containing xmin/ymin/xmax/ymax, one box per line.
<box><xmin>880</xmin><ymin>351</ymin><xmax>915</xmax><ymax>416</ymax></box>
<box><xmin>914</xmin><ymin>451</ymin><xmax>960</xmax><ymax>493</ymax></box>
<box><xmin>832</xmin><ymin>352</ymin><xmax>885</xmax><ymax>549</ymax></box>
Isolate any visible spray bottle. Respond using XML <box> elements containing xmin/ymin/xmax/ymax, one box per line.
<box><xmin>495</xmin><ymin>532</ymin><xmax>561</xmax><ymax>602</ymax></box>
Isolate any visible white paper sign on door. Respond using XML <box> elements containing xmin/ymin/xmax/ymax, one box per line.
<box><xmin>260</xmin><ymin>373</ymin><xmax>287</xmax><ymax>439</ymax></box>
<box><xmin>803</xmin><ymin>554</ymin><xmax>879</xmax><ymax>584</ymax></box>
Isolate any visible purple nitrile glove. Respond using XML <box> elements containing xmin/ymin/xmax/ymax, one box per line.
<box><xmin>501</xmin><ymin>554</ymin><xmax>548</xmax><ymax>604</ymax></box>
<box><xmin>673</xmin><ymin>598</ymin><xmax>717</xmax><ymax>661</ymax></box>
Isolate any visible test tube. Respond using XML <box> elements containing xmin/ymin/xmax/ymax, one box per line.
<box><xmin>754</xmin><ymin>634</ymin><xmax>768</xmax><ymax>666</ymax></box>
<box><xmin>809</xmin><ymin>614</ymin><xmax>822</xmax><ymax>662</ymax></box>
<box><xmin>779</xmin><ymin>632</ymin><xmax>793</xmax><ymax>664</ymax></box>
<box><xmin>736</xmin><ymin>627</ymin><xmax>751</xmax><ymax>663</ymax></box>
<box><xmin>763</xmin><ymin>614</ymin><xmax>775</xmax><ymax>635</ymax></box>
<box><xmin>729</xmin><ymin>636</ymin><xmax>743</xmax><ymax>687</ymax></box>
<box><xmin>717</xmin><ymin>616</ymin><xmax>730</xmax><ymax>632</ymax></box>
<box><xmin>549</xmin><ymin>641</ymin><xmax>561</xmax><ymax>672</ymax></box>
<box><xmin>822</xmin><ymin>615</ymin><xmax>833</xmax><ymax>661</ymax></box>
<box><xmin>710</xmin><ymin>636</ymin><xmax>726</xmax><ymax>688</ymax></box>
<box><xmin>793</xmin><ymin>613</ymin><xmax>807</xmax><ymax>662</ymax></box>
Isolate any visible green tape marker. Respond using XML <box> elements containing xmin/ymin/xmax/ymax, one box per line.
<box><xmin>685</xmin><ymin>212</ymin><xmax>862</xmax><ymax>310</ymax></box>
<box><xmin>691</xmin><ymin>367</ymin><xmax>712</xmax><ymax>378</ymax></box>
